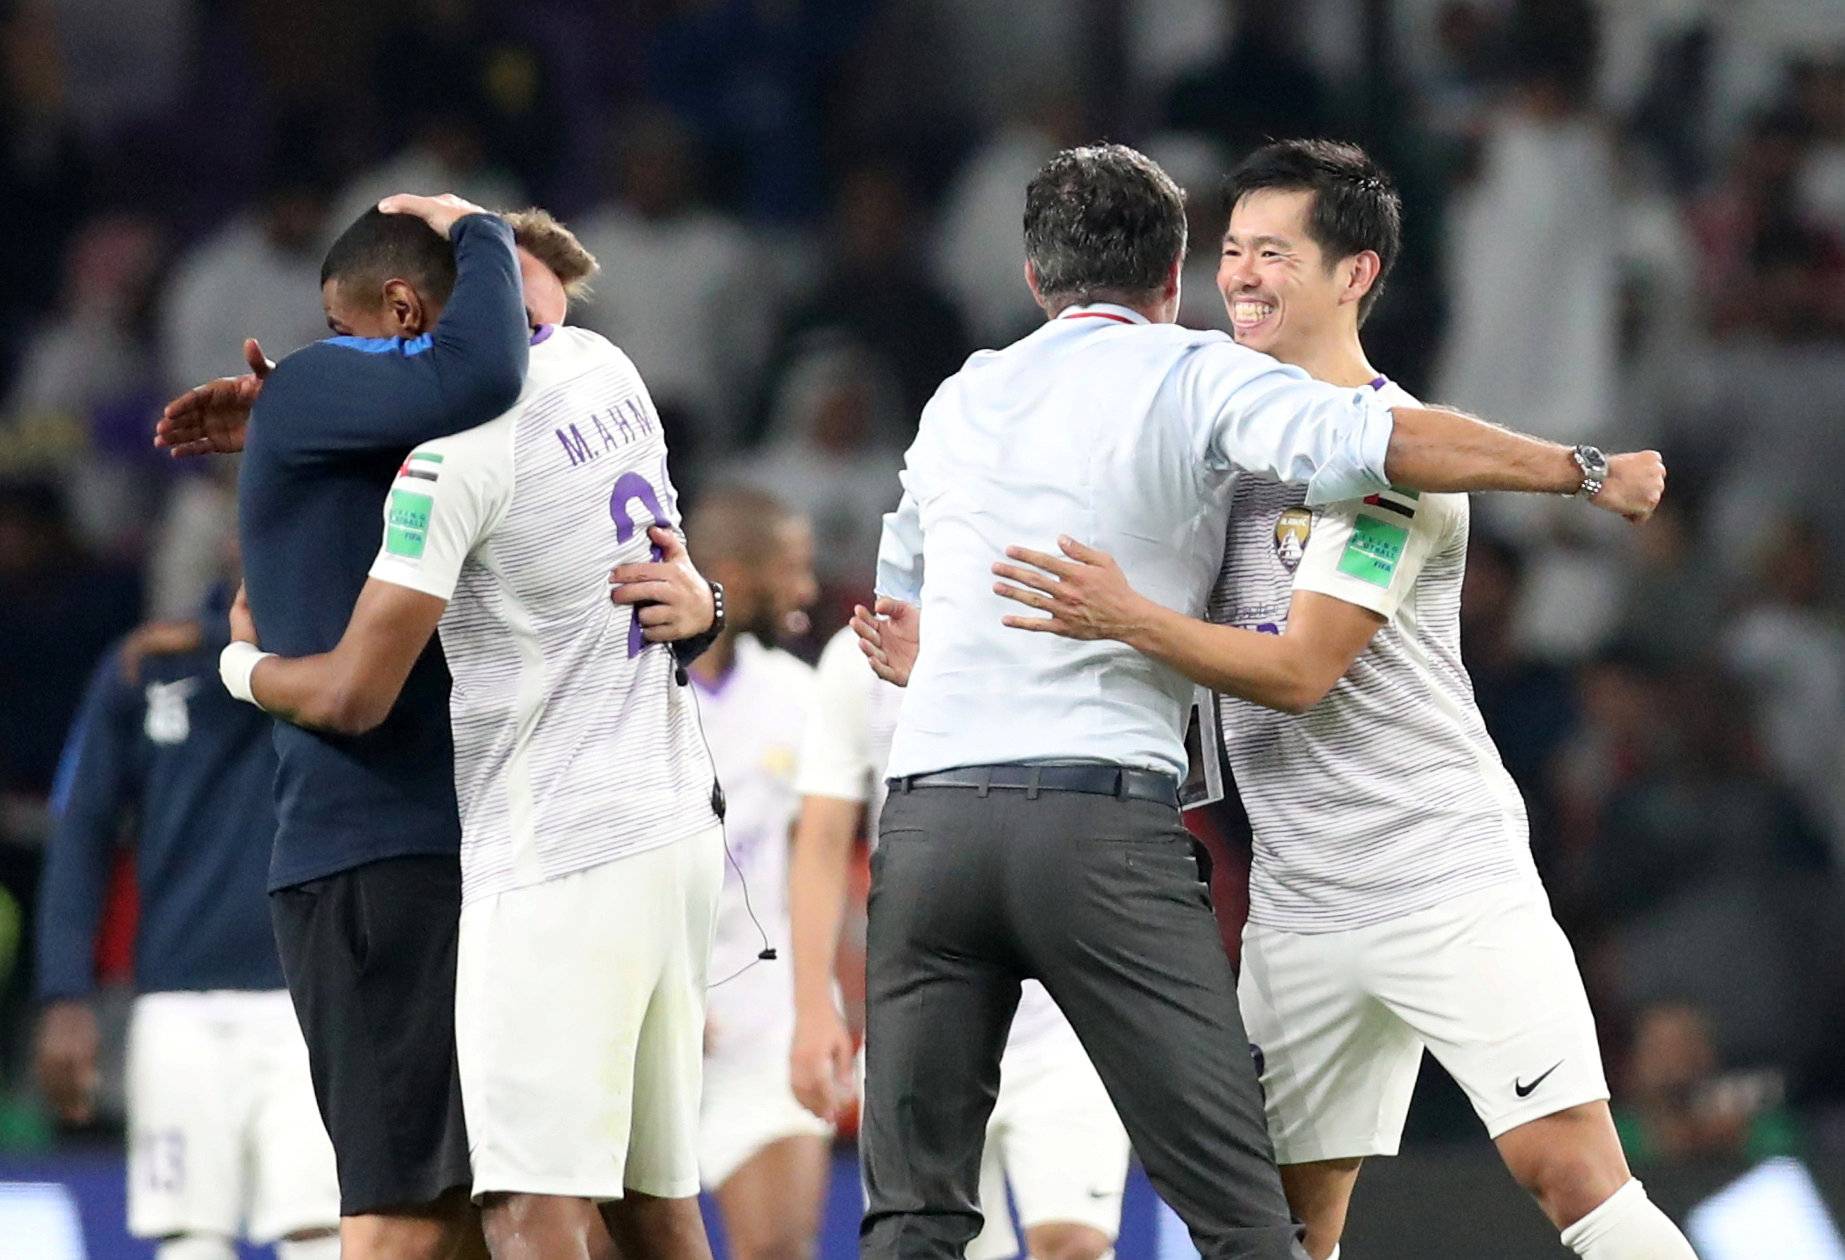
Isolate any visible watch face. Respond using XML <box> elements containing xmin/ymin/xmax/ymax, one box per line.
<box><xmin>1578</xmin><ymin>445</ymin><xmax>1609</xmax><ymax>476</ymax></box>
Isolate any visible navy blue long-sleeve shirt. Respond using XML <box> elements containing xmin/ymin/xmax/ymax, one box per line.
<box><xmin>238</xmin><ymin>212</ymin><xmax>528</xmax><ymax>891</ymax></box>
<box><xmin>36</xmin><ymin>611</ymin><xmax>282</xmax><ymax>999</ymax></box>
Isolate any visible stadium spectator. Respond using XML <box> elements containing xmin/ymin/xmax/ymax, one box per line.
<box><xmin>329</xmin><ymin>110</ymin><xmax>524</xmax><ymax>239</ymax></box>
<box><xmin>762</xmin><ymin>162</ymin><xmax>971</xmax><ymax>437</ymax></box>
<box><xmin>1613</xmin><ymin>1001</ymin><xmax>1801</xmax><ymax>1166</ymax></box>
<box><xmin>1435</xmin><ymin>0</ymin><xmax>1621</xmax><ymax>460</ymax></box>
<box><xmin>1723</xmin><ymin>517</ymin><xmax>1845</xmax><ymax>852</ymax></box>
<box><xmin>1461</xmin><ymin>534</ymin><xmax>1581</xmax><ymax>870</ymax></box>
<box><xmin>1163</xmin><ymin>0</ymin><xmax>1333</xmax><ymax>156</ymax></box>
<box><xmin>643</xmin><ymin>0</ymin><xmax>878</xmax><ymax>223</ymax></box>
<box><xmin>932</xmin><ymin>86</ymin><xmax>1083</xmax><ymax>347</ymax></box>
<box><xmin>1586</xmin><ymin>672</ymin><xmax>1838</xmax><ymax>1074</ymax></box>
<box><xmin>0</xmin><ymin>481</ymin><xmax>141</xmax><ymax>799</ymax></box>
<box><xmin>725</xmin><ymin>336</ymin><xmax>904</xmax><ymax>602</ymax></box>
<box><xmin>161</xmin><ymin>171</ymin><xmax>331</xmax><ymax>393</ymax></box>
<box><xmin>370</xmin><ymin>0</ymin><xmax>565</xmax><ymax>201</ymax></box>
<box><xmin>0</xmin><ymin>2</ymin><xmax>91</xmax><ymax>387</ymax></box>
<box><xmin>575</xmin><ymin>108</ymin><xmax>771</xmax><ymax>458</ymax></box>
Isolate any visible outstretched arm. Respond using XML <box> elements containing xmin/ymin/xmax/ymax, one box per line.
<box><xmin>1384</xmin><ymin>408</ymin><xmax>1663</xmax><ymax>520</ymax></box>
<box><xmin>1195</xmin><ymin>353</ymin><xmax>1666</xmax><ymax>520</ymax></box>
<box><xmin>221</xmin><ymin>579</ymin><xmax>447</xmax><ymax>736</ymax></box>
<box><xmin>993</xmin><ymin>537</ymin><xmax>1383</xmax><ymax>715</ymax></box>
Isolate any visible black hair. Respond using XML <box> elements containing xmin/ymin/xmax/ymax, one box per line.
<box><xmin>1222</xmin><ymin>139</ymin><xmax>1403</xmax><ymax>325</ymax></box>
<box><xmin>318</xmin><ymin>208</ymin><xmax>458</xmax><ymax>308</ymax></box>
<box><xmin>1022</xmin><ymin>144</ymin><xmax>1187</xmax><ymax>312</ymax></box>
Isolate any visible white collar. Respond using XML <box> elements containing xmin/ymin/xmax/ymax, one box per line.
<box><xmin>1056</xmin><ymin>302</ymin><xmax>1151</xmax><ymax>326</ymax></box>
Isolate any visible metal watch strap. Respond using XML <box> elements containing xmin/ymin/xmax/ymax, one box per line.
<box><xmin>1571</xmin><ymin>444</ymin><xmax>1607</xmax><ymax>500</ymax></box>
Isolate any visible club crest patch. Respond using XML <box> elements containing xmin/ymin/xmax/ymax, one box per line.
<box><xmin>144</xmin><ymin>678</ymin><xmax>198</xmax><ymax>745</ymax></box>
<box><xmin>1273</xmin><ymin>507</ymin><xmax>1313</xmax><ymax>572</ymax></box>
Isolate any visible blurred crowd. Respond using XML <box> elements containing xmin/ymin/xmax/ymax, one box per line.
<box><xmin>2</xmin><ymin>0</ymin><xmax>1845</xmax><ymax>1168</ymax></box>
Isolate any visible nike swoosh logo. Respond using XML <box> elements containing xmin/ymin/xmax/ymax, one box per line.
<box><xmin>1086</xmin><ymin>1187</ymin><xmax>1117</xmax><ymax>1200</ymax></box>
<box><xmin>1515</xmin><ymin>1062</ymin><xmax>1564</xmax><ymax>1098</ymax></box>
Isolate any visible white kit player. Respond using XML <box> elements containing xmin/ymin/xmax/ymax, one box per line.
<box><xmin>680</xmin><ymin>485</ymin><xmax>836</xmax><ymax>1260</ymax></box>
<box><xmin>789</xmin><ymin>626</ymin><xmax>1131</xmax><ymax>1260</ymax></box>
<box><xmin>989</xmin><ymin>142</ymin><xmax>1696</xmax><ymax>1260</ymax></box>
<box><xmin>218</xmin><ymin>210</ymin><xmax>731</xmax><ymax>1260</ymax></box>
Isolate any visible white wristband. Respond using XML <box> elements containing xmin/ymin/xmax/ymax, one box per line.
<box><xmin>219</xmin><ymin>641</ymin><xmax>276</xmax><ymax>707</ymax></box>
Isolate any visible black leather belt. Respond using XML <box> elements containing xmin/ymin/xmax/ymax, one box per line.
<box><xmin>890</xmin><ymin>763</ymin><xmax>1179</xmax><ymax>808</ymax></box>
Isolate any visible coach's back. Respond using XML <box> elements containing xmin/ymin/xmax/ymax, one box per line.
<box><xmin>877</xmin><ymin>303</ymin><xmax>1395</xmax><ymax>781</ymax></box>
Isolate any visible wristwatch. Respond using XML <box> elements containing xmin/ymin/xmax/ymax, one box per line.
<box><xmin>670</xmin><ymin>579</ymin><xmax>726</xmax><ymax>682</ymax></box>
<box><xmin>1570</xmin><ymin>444</ymin><xmax>1608</xmax><ymax>500</ymax></box>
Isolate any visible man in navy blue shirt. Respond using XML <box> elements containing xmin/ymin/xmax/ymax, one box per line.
<box><xmin>35</xmin><ymin>593</ymin><xmax>340</xmax><ymax>1260</ymax></box>
<box><xmin>157</xmin><ymin>196</ymin><xmax>720</xmax><ymax>1260</ymax></box>
<box><xmin>158</xmin><ymin>192</ymin><xmax>526</xmax><ymax>1260</ymax></box>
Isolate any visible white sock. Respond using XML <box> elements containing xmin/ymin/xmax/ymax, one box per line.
<box><xmin>1561</xmin><ymin>1179</ymin><xmax>1698</xmax><ymax>1259</ymax></box>
<box><xmin>1325</xmin><ymin>1247</ymin><xmax>1340</xmax><ymax>1260</ymax></box>
<box><xmin>154</xmin><ymin>1236</ymin><xmax>236</xmax><ymax>1260</ymax></box>
<box><xmin>275</xmin><ymin>1235</ymin><xmax>342</xmax><ymax>1260</ymax></box>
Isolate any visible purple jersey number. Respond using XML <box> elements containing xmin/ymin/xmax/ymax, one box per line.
<box><xmin>610</xmin><ymin>472</ymin><xmax>668</xmax><ymax>658</ymax></box>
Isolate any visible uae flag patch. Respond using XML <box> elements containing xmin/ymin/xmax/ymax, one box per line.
<box><xmin>1361</xmin><ymin>486</ymin><xmax>1419</xmax><ymax>519</ymax></box>
<box><xmin>397</xmin><ymin>450</ymin><xmax>443</xmax><ymax>482</ymax></box>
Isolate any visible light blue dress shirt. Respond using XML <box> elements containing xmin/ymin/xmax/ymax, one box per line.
<box><xmin>876</xmin><ymin>303</ymin><xmax>1397</xmax><ymax>779</ymax></box>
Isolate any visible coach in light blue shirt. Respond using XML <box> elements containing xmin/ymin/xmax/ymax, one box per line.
<box><xmin>875</xmin><ymin>298</ymin><xmax>1396</xmax><ymax>783</ymax></box>
<box><xmin>855</xmin><ymin>144</ymin><xmax>1665</xmax><ymax>1260</ymax></box>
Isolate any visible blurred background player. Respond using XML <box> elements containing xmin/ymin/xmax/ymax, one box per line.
<box><xmin>681</xmin><ymin>485</ymin><xmax>834</xmax><ymax>1260</ymax></box>
<box><xmin>990</xmin><ymin>140</ymin><xmax>1695</xmax><ymax>1260</ymax></box>
<box><xmin>788</xmin><ymin>625</ymin><xmax>1130</xmax><ymax>1260</ymax></box>
<box><xmin>33</xmin><ymin>568</ymin><xmax>339</xmax><ymax>1260</ymax></box>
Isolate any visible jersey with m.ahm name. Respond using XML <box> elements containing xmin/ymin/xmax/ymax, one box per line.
<box><xmin>368</xmin><ymin>325</ymin><xmax>717</xmax><ymax>902</ymax></box>
<box><xmin>1209</xmin><ymin>379</ymin><xmax>1539</xmax><ymax>934</ymax></box>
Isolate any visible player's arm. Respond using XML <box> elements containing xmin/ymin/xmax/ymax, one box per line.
<box><xmin>1192</xmin><ymin>351</ymin><xmax>1664</xmax><ymax>520</ymax></box>
<box><xmin>995</xmin><ymin>498</ymin><xmax>1450</xmax><ymax>714</ymax></box>
<box><xmin>224</xmin><ymin>579</ymin><xmax>448</xmax><ymax>736</ymax></box>
<box><xmin>787</xmin><ymin>631</ymin><xmax>875</xmax><ymax>1121</ymax></box>
<box><xmin>787</xmin><ymin>793</ymin><xmax>863</xmax><ymax>1122</ymax></box>
<box><xmin>222</xmin><ymin>431</ymin><xmax>504</xmax><ymax>733</ymax></box>
<box><xmin>34</xmin><ymin>650</ymin><xmax>141</xmax><ymax>1123</ymax></box>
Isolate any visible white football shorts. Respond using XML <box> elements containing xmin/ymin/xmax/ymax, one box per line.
<box><xmin>455</xmin><ymin>826</ymin><xmax>724</xmax><ymax>1201</ymax></box>
<box><xmin>1239</xmin><ymin>881</ymin><xmax>1610</xmax><ymax>1165</ymax></box>
<box><xmin>125</xmin><ymin>988</ymin><xmax>338</xmax><ymax>1242</ymax></box>
<box><xmin>699</xmin><ymin>949</ymin><xmax>832</xmax><ymax>1190</ymax></box>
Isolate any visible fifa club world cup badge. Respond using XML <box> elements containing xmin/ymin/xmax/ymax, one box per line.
<box><xmin>1273</xmin><ymin>507</ymin><xmax>1313</xmax><ymax>573</ymax></box>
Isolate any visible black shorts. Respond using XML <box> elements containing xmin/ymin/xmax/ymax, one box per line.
<box><xmin>271</xmin><ymin>854</ymin><xmax>470</xmax><ymax>1216</ymax></box>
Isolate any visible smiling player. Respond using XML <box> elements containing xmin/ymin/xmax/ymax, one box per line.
<box><xmin>988</xmin><ymin>140</ymin><xmax>1694</xmax><ymax>1260</ymax></box>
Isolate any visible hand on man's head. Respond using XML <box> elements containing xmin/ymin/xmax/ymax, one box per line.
<box><xmin>378</xmin><ymin>193</ymin><xmax>492</xmax><ymax>238</ymax></box>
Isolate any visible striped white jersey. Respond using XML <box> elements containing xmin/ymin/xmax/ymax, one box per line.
<box><xmin>796</xmin><ymin>628</ymin><xmax>1077</xmax><ymax>1053</ymax></box>
<box><xmin>691</xmin><ymin>637</ymin><xmax>814</xmax><ymax>981</ymax></box>
<box><xmin>368</xmin><ymin>325</ymin><xmax>717</xmax><ymax>902</ymax></box>
<box><xmin>1210</xmin><ymin>380</ymin><xmax>1538</xmax><ymax>934</ymax></box>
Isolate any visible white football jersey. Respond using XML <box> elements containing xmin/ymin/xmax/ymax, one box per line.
<box><xmin>691</xmin><ymin>636</ymin><xmax>814</xmax><ymax>981</ymax></box>
<box><xmin>797</xmin><ymin>628</ymin><xmax>1076</xmax><ymax>1052</ymax></box>
<box><xmin>1209</xmin><ymin>380</ymin><xmax>1539</xmax><ymax>934</ymax></box>
<box><xmin>369</xmin><ymin>325</ymin><xmax>717</xmax><ymax>902</ymax></box>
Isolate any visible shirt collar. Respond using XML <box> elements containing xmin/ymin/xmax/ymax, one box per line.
<box><xmin>1056</xmin><ymin>302</ymin><xmax>1151</xmax><ymax>326</ymax></box>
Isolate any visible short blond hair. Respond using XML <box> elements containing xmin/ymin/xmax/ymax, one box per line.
<box><xmin>504</xmin><ymin>207</ymin><xmax>599</xmax><ymax>299</ymax></box>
